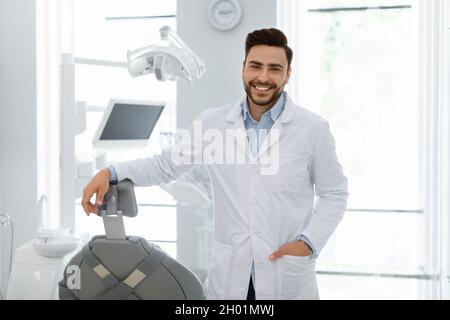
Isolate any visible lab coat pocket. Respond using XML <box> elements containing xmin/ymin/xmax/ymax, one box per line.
<box><xmin>271</xmin><ymin>154</ymin><xmax>310</xmax><ymax>193</ymax></box>
<box><xmin>278</xmin><ymin>255</ymin><xmax>319</xmax><ymax>300</ymax></box>
<box><xmin>208</xmin><ymin>239</ymin><xmax>233</xmax><ymax>298</ymax></box>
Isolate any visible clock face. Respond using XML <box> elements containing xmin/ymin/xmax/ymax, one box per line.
<box><xmin>208</xmin><ymin>0</ymin><xmax>242</xmax><ymax>31</ymax></box>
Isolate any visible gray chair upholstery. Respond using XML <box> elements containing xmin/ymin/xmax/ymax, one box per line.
<box><xmin>59</xmin><ymin>180</ymin><xmax>205</xmax><ymax>300</ymax></box>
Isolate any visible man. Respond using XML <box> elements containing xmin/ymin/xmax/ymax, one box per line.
<box><xmin>82</xmin><ymin>28</ymin><xmax>348</xmax><ymax>300</ymax></box>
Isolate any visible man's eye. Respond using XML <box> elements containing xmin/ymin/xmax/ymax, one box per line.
<box><xmin>250</xmin><ymin>65</ymin><xmax>260</xmax><ymax>69</ymax></box>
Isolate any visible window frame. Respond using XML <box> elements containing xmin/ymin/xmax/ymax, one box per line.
<box><xmin>277</xmin><ymin>0</ymin><xmax>450</xmax><ymax>299</ymax></box>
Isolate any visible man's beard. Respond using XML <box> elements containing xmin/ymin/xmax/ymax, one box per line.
<box><xmin>244</xmin><ymin>80</ymin><xmax>284</xmax><ymax>107</ymax></box>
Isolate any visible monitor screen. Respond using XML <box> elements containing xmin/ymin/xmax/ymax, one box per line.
<box><xmin>98</xmin><ymin>103</ymin><xmax>164</xmax><ymax>141</ymax></box>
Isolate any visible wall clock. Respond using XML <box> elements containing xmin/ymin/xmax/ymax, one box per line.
<box><xmin>208</xmin><ymin>0</ymin><xmax>243</xmax><ymax>31</ymax></box>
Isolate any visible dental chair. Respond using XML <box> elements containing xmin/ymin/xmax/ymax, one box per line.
<box><xmin>58</xmin><ymin>180</ymin><xmax>205</xmax><ymax>300</ymax></box>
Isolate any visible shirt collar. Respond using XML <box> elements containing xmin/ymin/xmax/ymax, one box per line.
<box><xmin>242</xmin><ymin>91</ymin><xmax>286</xmax><ymax>123</ymax></box>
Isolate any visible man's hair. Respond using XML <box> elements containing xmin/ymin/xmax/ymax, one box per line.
<box><xmin>245</xmin><ymin>28</ymin><xmax>293</xmax><ymax>67</ymax></box>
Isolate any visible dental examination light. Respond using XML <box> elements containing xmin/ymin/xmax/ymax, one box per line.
<box><xmin>127</xmin><ymin>26</ymin><xmax>206</xmax><ymax>83</ymax></box>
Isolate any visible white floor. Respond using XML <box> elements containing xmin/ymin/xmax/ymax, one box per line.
<box><xmin>317</xmin><ymin>274</ymin><xmax>426</xmax><ymax>300</ymax></box>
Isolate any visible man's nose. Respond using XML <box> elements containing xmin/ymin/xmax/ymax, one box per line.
<box><xmin>256</xmin><ymin>68</ymin><xmax>270</xmax><ymax>82</ymax></box>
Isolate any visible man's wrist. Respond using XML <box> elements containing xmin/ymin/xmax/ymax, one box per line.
<box><xmin>103</xmin><ymin>167</ymin><xmax>111</xmax><ymax>179</ymax></box>
<box><xmin>296</xmin><ymin>234</ymin><xmax>317</xmax><ymax>257</ymax></box>
<box><xmin>299</xmin><ymin>240</ymin><xmax>313</xmax><ymax>253</ymax></box>
<box><xmin>107</xmin><ymin>165</ymin><xmax>118</xmax><ymax>182</ymax></box>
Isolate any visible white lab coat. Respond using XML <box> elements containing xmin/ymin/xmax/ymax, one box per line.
<box><xmin>114</xmin><ymin>93</ymin><xmax>348</xmax><ymax>300</ymax></box>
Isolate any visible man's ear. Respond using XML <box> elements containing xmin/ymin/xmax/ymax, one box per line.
<box><xmin>285</xmin><ymin>67</ymin><xmax>292</xmax><ymax>84</ymax></box>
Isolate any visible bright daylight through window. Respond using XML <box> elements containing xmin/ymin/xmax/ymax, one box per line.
<box><xmin>278</xmin><ymin>0</ymin><xmax>424</xmax><ymax>299</ymax></box>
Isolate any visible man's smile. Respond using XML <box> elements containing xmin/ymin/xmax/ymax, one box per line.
<box><xmin>251</xmin><ymin>82</ymin><xmax>275</xmax><ymax>94</ymax></box>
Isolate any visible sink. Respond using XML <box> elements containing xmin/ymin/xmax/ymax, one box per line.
<box><xmin>32</xmin><ymin>229</ymin><xmax>81</xmax><ymax>258</ymax></box>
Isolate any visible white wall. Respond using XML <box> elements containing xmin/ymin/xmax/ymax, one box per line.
<box><xmin>0</xmin><ymin>0</ymin><xmax>277</xmax><ymax>292</ymax></box>
<box><xmin>0</xmin><ymin>174</ymin><xmax>2</xmax><ymax>292</ymax></box>
<box><xmin>441</xmin><ymin>0</ymin><xmax>450</xmax><ymax>300</ymax></box>
<box><xmin>0</xmin><ymin>0</ymin><xmax>39</xmax><ymax>293</ymax></box>
<box><xmin>176</xmin><ymin>0</ymin><xmax>277</xmax><ymax>280</ymax></box>
<box><xmin>0</xmin><ymin>160</ymin><xmax>3</xmax><ymax>213</ymax></box>
<box><xmin>177</xmin><ymin>0</ymin><xmax>277</xmax><ymax>128</ymax></box>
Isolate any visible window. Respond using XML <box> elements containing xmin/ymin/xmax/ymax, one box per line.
<box><xmin>278</xmin><ymin>0</ymin><xmax>428</xmax><ymax>299</ymax></box>
<box><xmin>72</xmin><ymin>0</ymin><xmax>178</xmax><ymax>257</ymax></box>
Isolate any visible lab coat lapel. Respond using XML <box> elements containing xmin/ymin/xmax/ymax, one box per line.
<box><xmin>226</xmin><ymin>96</ymin><xmax>253</xmax><ymax>161</ymax></box>
<box><xmin>256</xmin><ymin>93</ymin><xmax>295</xmax><ymax>160</ymax></box>
<box><xmin>256</xmin><ymin>119</ymin><xmax>281</xmax><ymax>160</ymax></box>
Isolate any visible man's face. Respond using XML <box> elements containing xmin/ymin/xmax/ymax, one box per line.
<box><xmin>242</xmin><ymin>45</ymin><xmax>291</xmax><ymax>108</ymax></box>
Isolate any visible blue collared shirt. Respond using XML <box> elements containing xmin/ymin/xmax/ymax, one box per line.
<box><xmin>242</xmin><ymin>92</ymin><xmax>286</xmax><ymax>156</ymax></box>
